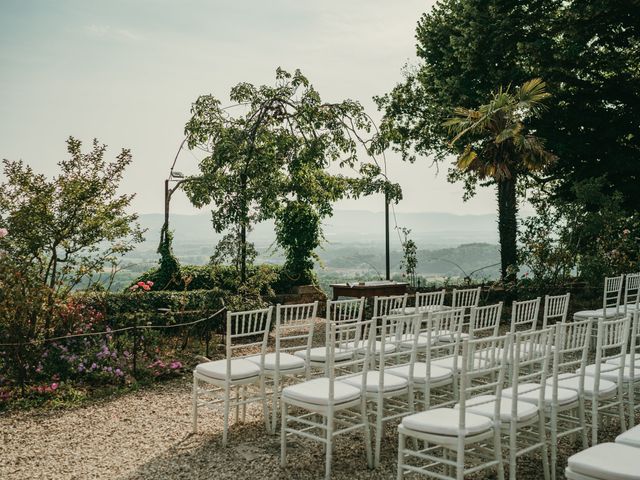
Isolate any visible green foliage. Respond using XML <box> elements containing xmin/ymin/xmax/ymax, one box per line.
<box><xmin>376</xmin><ymin>0</ymin><xmax>640</xmax><ymax>210</ymax></box>
<box><xmin>155</xmin><ymin>229</ymin><xmax>181</xmax><ymax>290</ymax></box>
<box><xmin>444</xmin><ymin>79</ymin><xmax>556</xmax><ymax>280</ymax></box>
<box><xmin>0</xmin><ymin>137</ymin><xmax>145</xmax><ymax>294</ymax></box>
<box><xmin>399</xmin><ymin>228</ymin><xmax>418</xmax><ymax>287</ymax></box>
<box><xmin>183</xmin><ymin>68</ymin><xmax>401</xmax><ymax>287</ymax></box>
<box><xmin>519</xmin><ymin>178</ymin><xmax>640</xmax><ymax>287</ymax></box>
<box><xmin>275</xmin><ymin>201</ymin><xmax>321</xmax><ymax>287</ymax></box>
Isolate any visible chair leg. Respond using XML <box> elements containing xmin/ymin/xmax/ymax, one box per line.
<box><xmin>494</xmin><ymin>427</ymin><xmax>505</xmax><ymax>480</ymax></box>
<box><xmin>362</xmin><ymin>401</ymin><xmax>373</xmax><ymax>469</ymax></box>
<box><xmin>280</xmin><ymin>401</ymin><xmax>288</xmax><ymax>467</ymax></box>
<box><xmin>509</xmin><ymin>421</ymin><xmax>517</xmax><ymax>480</ymax></box>
<box><xmin>234</xmin><ymin>386</ymin><xmax>240</xmax><ymax>423</ymax></box>
<box><xmin>396</xmin><ymin>431</ymin><xmax>405</xmax><ymax>480</ymax></box>
<box><xmin>241</xmin><ymin>385</ymin><xmax>247</xmax><ymax>423</ymax></box>
<box><xmin>223</xmin><ymin>388</ymin><xmax>231</xmax><ymax>447</ymax></box>
<box><xmin>374</xmin><ymin>400</ymin><xmax>383</xmax><ymax>468</ymax></box>
<box><xmin>591</xmin><ymin>398</ymin><xmax>598</xmax><ymax>445</ymax></box>
<box><xmin>539</xmin><ymin>414</ymin><xmax>550</xmax><ymax>480</ymax></box>
<box><xmin>192</xmin><ymin>376</ymin><xmax>198</xmax><ymax>433</ymax></box>
<box><xmin>271</xmin><ymin>375</ymin><xmax>279</xmax><ymax>434</ymax></box>
<box><xmin>259</xmin><ymin>376</ymin><xmax>270</xmax><ymax>435</ymax></box>
<box><xmin>578</xmin><ymin>401</ymin><xmax>588</xmax><ymax>449</ymax></box>
<box><xmin>456</xmin><ymin>442</ymin><xmax>465</xmax><ymax>480</ymax></box>
<box><xmin>325</xmin><ymin>415</ymin><xmax>334</xmax><ymax>480</ymax></box>
<box><xmin>629</xmin><ymin>382</ymin><xmax>636</xmax><ymax>428</ymax></box>
<box><xmin>618</xmin><ymin>384</ymin><xmax>627</xmax><ymax>432</ymax></box>
<box><xmin>550</xmin><ymin>409</ymin><xmax>558</xmax><ymax>480</ymax></box>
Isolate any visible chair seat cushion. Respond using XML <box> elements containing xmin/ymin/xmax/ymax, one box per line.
<box><xmin>432</xmin><ymin>355</ymin><xmax>486</xmax><ymax>372</ymax></box>
<box><xmin>574</xmin><ymin>307</ymin><xmax>623</xmax><ymax>319</ymax></box>
<box><xmin>246</xmin><ymin>352</ymin><xmax>305</xmax><ymax>371</ymax></box>
<box><xmin>599</xmin><ymin>366</ymin><xmax>640</xmax><ymax>382</ymax></box>
<box><xmin>395</xmin><ymin>333</ymin><xmax>436</xmax><ymax>348</ymax></box>
<box><xmin>294</xmin><ymin>346</ymin><xmax>353</xmax><ymax>363</ymax></box>
<box><xmin>195</xmin><ymin>358</ymin><xmax>261</xmax><ymax>381</ymax></box>
<box><xmin>344</xmin><ymin>340</ymin><xmax>396</xmax><ymax>354</ymax></box>
<box><xmin>401</xmin><ymin>407</ymin><xmax>493</xmax><ymax>437</ymax></box>
<box><xmin>567</xmin><ymin>442</ymin><xmax>640</xmax><ymax>480</ymax></box>
<box><xmin>386</xmin><ymin>362</ymin><xmax>453</xmax><ymax>384</ymax></box>
<box><xmin>583</xmin><ymin>363</ymin><xmax>640</xmax><ymax>382</ymax></box>
<box><xmin>605</xmin><ymin>354</ymin><xmax>640</xmax><ymax>366</ymax></box>
<box><xmin>437</xmin><ymin>331</ymin><xmax>469</xmax><ymax>343</ymax></box>
<box><xmin>454</xmin><ymin>394</ymin><xmax>539</xmax><ymax>423</ymax></box>
<box><xmin>504</xmin><ymin>382</ymin><xmax>579</xmax><ymax>406</ymax></box>
<box><xmin>340</xmin><ymin>371</ymin><xmax>408</xmax><ymax>393</ymax></box>
<box><xmin>615</xmin><ymin>424</ymin><xmax>640</xmax><ymax>448</ymax></box>
<box><xmin>552</xmin><ymin>373</ymin><xmax>618</xmax><ymax>398</ymax></box>
<box><xmin>582</xmin><ymin>363</ymin><xmax>619</xmax><ymax>376</ymax></box>
<box><xmin>282</xmin><ymin>377</ymin><xmax>360</xmax><ymax>406</ymax></box>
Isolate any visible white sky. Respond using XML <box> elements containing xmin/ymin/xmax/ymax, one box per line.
<box><xmin>0</xmin><ymin>0</ymin><xmax>501</xmax><ymax>216</ymax></box>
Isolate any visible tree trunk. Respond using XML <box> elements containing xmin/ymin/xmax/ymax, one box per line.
<box><xmin>497</xmin><ymin>175</ymin><xmax>518</xmax><ymax>282</ymax></box>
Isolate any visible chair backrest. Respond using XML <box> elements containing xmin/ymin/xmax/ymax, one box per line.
<box><xmin>509</xmin><ymin>327</ymin><xmax>554</xmax><ymax>409</ymax></box>
<box><xmin>457</xmin><ymin>334</ymin><xmax>511</xmax><ymax>430</ymax></box>
<box><xmin>542</xmin><ymin>293</ymin><xmax>571</xmax><ymax>327</ymax></box>
<box><xmin>602</xmin><ymin>274</ymin><xmax>624</xmax><ymax>317</ymax></box>
<box><xmin>593</xmin><ymin>315</ymin><xmax>631</xmax><ymax>380</ymax></box>
<box><xmin>415</xmin><ymin>289</ymin><xmax>446</xmax><ymax>312</ymax></box>
<box><xmin>548</xmin><ymin>319</ymin><xmax>592</xmax><ymax>401</ymax></box>
<box><xmin>373</xmin><ymin>314</ymin><xmax>421</xmax><ymax>376</ymax></box>
<box><xmin>326</xmin><ymin>318</ymin><xmax>375</xmax><ymax>406</ymax></box>
<box><xmin>452</xmin><ymin>286</ymin><xmax>482</xmax><ymax>309</ymax></box>
<box><xmin>510</xmin><ymin>297</ymin><xmax>541</xmax><ymax>333</ymax></box>
<box><xmin>623</xmin><ymin>273</ymin><xmax>640</xmax><ymax>314</ymax></box>
<box><xmin>372</xmin><ymin>294</ymin><xmax>408</xmax><ymax>318</ymax></box>
<box><xmin>275</xmin><ymin>302</ymin><xmax>318</xmax><ymax>369</ymax></box>
<box><xmin>327</xmin><ymin>298</ymin><xmax>365</xmax><ymax>324</ymax></box>
<box><xmin>629</xmin><ymin>311</ymin><xmax>640</xmax><ymax>379</ymax></box>
<box><xmin>469</xmin><ymin>302</ymin><xmax>503</xmax><ymax>338</ymax></box>
<box><xmin>225</xmin><ymin>307</ymin><xmax>273</xmax><ymax>370</ymax></box>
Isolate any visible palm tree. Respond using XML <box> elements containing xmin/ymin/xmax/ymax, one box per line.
<box><xmin>444</xmin><ymin>78</ymin><xmax>557</xmax><ymax>282</ymax></box>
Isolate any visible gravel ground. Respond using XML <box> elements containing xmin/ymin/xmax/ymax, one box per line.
<box><xmin>2</xmin><ymin>320</ymin><xmax>636</xmax><ymax>480</ymax></box>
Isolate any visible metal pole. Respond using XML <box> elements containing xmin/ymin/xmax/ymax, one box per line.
<box><xmin>385</xmin><ymin>193</ymin><xmax>390</xmax><ymax>280</ymax></box>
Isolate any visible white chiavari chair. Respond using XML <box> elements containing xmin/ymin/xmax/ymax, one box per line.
<box><xmin>280</xmin><ymin>318</ymin><xmax>375</xmax><ymax>479</ymax></box>
<box><xmin>509</xmin><ymin>297</ymin><xmax>541</xmax><ymax>333</ymax></box>
<box><xmin>192</xmin><ymin>307</ymin><xmax>273</xmax><ymax>444</ymax></box>
<box><xmin>542</xmin><ymin>293</ymin><xmax>571</xmax><ymax>328</ymax></box>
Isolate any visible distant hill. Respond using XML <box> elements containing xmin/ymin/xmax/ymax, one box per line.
<box><xmin>138</xmin><ymin>209</ymin><xmax>497</xmax><ymax>250</ymax></box>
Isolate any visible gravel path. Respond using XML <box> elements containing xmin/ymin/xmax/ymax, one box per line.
<box><xmin>2</xmin><ymin>374</ymin><xmax>633</xmax><ymax>480</ymax></box>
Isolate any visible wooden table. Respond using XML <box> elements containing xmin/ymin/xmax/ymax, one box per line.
<box><xmin>329</xmin><ymin>281</ymin><xmax>408</xmax><ymax>300</ymax></box>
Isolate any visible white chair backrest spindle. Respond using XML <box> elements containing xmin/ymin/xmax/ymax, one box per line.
<box><xmin>327</xmin><ymin>297</ymin><xmax>365</xmax><ymax>345</ymax></box>
<box><xmin>226</xmin><ymin>307</ymin><xmax>273</xmax><ymax>376</ymax></box>
<box><xmin>510</xmin><ymin>297</ymin><xmax>541</xmax><ymax>333</ymax></box>
<box><xmin>623</xmin><ymin>273</ymin><xmax>640</xmax><ymax>314</ymax></box>
<box><xmin>415</xmin><ymin>289</ymin><xmax>446</xmax><ymax>313</ymax></box>
<box><xmin>602</xmin><ymin>274</ymin><xmax>624</xmax><ymax>318</ymax></box>
<box><xmin>372</xmin><ymin>294</ymin><xmax>408</xmax><ymax>318</ymax></box>
<box><xmin>469</xmin><ymin>302</ymin><xmax>503</xmax><ymax>338</ymax></box>
<box><xmin>275</xmin><ymin>301</ymin><xmax>318</xmax><ymax>356</ymax></box>
<box><xmin>542</xmin><ymin>293</ymin><xmax>571</xmax><ymax>327</ymax></box>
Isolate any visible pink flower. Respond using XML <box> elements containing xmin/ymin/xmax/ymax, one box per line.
<box><xmin>50</xmin><ymin>383</ymin><xmax>59</xmax><ymax>391</ymax></box>
<box><xmin>130</xmin><ymin>285</ymin><xmax>139</xmax><ymax>291</ymax></box>
<box><xmin>146</xmin><ymin>281</ymin><xmax>154</xmax><ymax>287</ymax></box>
<box><xmin>0</xmin><ymin>228</ymin><xmax>7</xmax><ymax>239</ymax></box>
<box><xmin>142</xmin><ymin>284</ymin><xmax>150</xmax><ymax>291</ymax></box>
<box><xmin>137</xmin><ymin>281</ymin><xmax>146</xmax><ymax>287</ymax></box>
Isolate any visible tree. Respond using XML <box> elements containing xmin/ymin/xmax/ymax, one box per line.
<box><xmin>0</xmin><ymin>137</ymin><xmax>145</xmax><ymax>293</ymax></box>
<box><xmin>183</xmin><ymin>68</ymin><xmax>401</xmax><ymax>285</ymax></box>
<box><xmin>376</xmin><ymin>0</ymin><xmax>640</xmax><ymax>210</ymax></box>
<box><xmin>444</xmin><ymin>79</ymin><xmax>557</xmax><ymax>280</ymax></box>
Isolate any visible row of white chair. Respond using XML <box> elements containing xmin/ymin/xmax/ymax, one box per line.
<box><xmin>191</xmin><ymin>292</ymin><xmax>639</xmax><ymax>478</ymax></box>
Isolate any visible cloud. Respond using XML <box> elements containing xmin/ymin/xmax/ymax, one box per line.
<box><xmin>84</xmin><ymin>24</ymin><xmax>141</xmax><ymax>42</ymax></box>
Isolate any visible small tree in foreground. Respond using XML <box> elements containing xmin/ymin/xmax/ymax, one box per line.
<box><xmin>184</xmin><ymin>68</ymin><xmax>401</xmax><ymax>286</ymax></box>
<box><xmin>0</xmin><ymin>137</ymin><xmax>145</xmax><ymax>293</ymax></box>
<box><xmin>444</xmin><ymin>78</ymin><xmax>557</xmax><ymax>282</ymax></box>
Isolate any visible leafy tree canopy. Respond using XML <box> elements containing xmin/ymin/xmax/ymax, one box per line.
<box><xmin>183</xmin><ymin>68</ymin><xmax>401</xmax><ymax>285</ymax></box>
<box><xmin>0</xmin><ymin>137</ymin><xmax>145</xmax><ymax>293</ymax></box>
<box><xmin>376</xmin><ymin>0</ymin><xmax>639</xmax><ymax>209</ymax></box>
